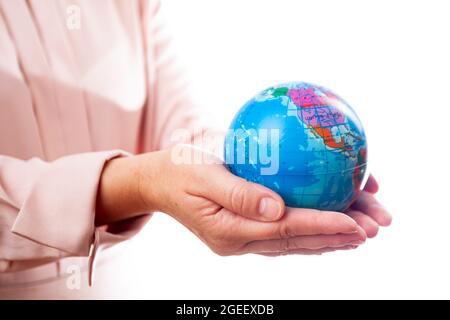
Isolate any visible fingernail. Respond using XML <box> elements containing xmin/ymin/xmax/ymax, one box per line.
<box><xmin>349</xmin><ymin>240</ymin><xmax>365</xmax><ymax>245</ymax></box>
<box><xmin>259</xmin><ymin>197</ymin><xmax>282</xmax><ymax>220</ymax></box>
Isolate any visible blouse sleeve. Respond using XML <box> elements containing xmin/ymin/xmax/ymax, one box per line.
<box><xmin>0</xmin><ymin>151</ymin><xmax>150</xmax><ymax>284</ymax></box>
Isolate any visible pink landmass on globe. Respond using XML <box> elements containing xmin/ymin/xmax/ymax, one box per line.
<box><xmin>286</xmin><ymin>87</ymin><xmax>350</xmax><ymax>150</ymax></box>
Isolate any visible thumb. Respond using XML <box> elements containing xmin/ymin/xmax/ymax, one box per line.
<box><xmin>205</xmin><ymin>166</ymin><xmax>285</xmax><ymax>221</ymax></box>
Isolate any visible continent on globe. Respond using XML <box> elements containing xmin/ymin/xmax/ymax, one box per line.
<box><xmin>224</xmin><ymin>82</ymin><xmax>368</xmax><ymax>212</ymax></box>
<box><xmin>286</xmin><ymin>86</ymin><xmax>349</xmax><ymax>150</ymax></box>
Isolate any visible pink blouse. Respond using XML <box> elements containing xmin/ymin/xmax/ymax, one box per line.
<box><xmin>0</xmin><ymin>0</ymin><xmax>200</xmax><ymax>286</ymax></box>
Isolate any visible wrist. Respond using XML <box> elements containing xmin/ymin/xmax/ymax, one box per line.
<box><xmin>95</xmin><ymin>155</ymin><xmax>148</xmax><ymax>225</ymax></box>
<box><xmin>134</xmin><ymin>149</ymin><xmax>170</xmax><ymax>213</ymax></box>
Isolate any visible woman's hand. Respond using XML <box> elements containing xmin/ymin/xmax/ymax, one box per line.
<box><xmin>345</xmin><ymin>175</ymin><xmax>392</xmax><ymax>238</ymax></box>
<box><xmin>96</xmin><ymin>145</ymin><xmax>390</xmax><ymax>256</ymax></box>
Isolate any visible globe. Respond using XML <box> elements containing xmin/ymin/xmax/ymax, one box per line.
<box><xmin>224</xmin><ymin>82</ymin><xmax>368</xmax><ymax>212</ymax></box>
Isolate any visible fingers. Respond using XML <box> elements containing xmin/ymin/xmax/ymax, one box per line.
<box><xmin>346</xmin><ymin>210</ymin><xmax>379</xmax><ymax>238</ymax></box>
<box><xmin>201</xmin><ymin>164</ymin><xmax>285</xmax><ymax>222</ymax></box>
<box><xmin>364</xmin><ymin>174</ymin><xmax>379</xmax><ymax>194</ymax></box>
<box><xmin>352</xmin><ymin>191</ymin><xmax>392</xmax><ymax>226</ymax></box>
<box><xmin>235</xmin><ymin>207</ymin><xmax>361</xmax><ymax>242</ymax></box>
<box><xmin>256</xmin><ymin>245</ymin><xmax>358</xmax><ymax>257</ymax></box>
<box><xmin>240</xmin><ymin>230</ymin><xmax>366</xmax><ymax>254</ymax></box>
<box><xmin>273</xmin><ymin>208</ymin><xmax>360</xmax><ymax>237</ymax></box>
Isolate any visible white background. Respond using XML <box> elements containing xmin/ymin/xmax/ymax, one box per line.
<box><xmin>111</xmin><ymin>0</ymin><xmax>450</xmax><ymax>299</ymax></box>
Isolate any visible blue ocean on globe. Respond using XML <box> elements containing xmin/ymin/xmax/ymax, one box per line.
<box><xmin>224</xmin><ymin>82</ymin><xmax>368</xmax><ymax>212</ymax></box>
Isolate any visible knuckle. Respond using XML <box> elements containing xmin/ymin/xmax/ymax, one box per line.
<box><xmin>229</xmin><ymin>183</ymin><xmax>249</xmax><ymax>214</ymax></box>
<box><xmin>367</xmin><ymin>225</ymin><xmax>379</xmax><ymax>238</ymax></box>
<box><xmin>278</xmin><ymin>238</ymin><xmax>294</xmax><ymax>253</ymax></box>
<box><xmin>277</xmin><ymin>222</ymin><xmax>292</xmax><ymax>239</ymax></box>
